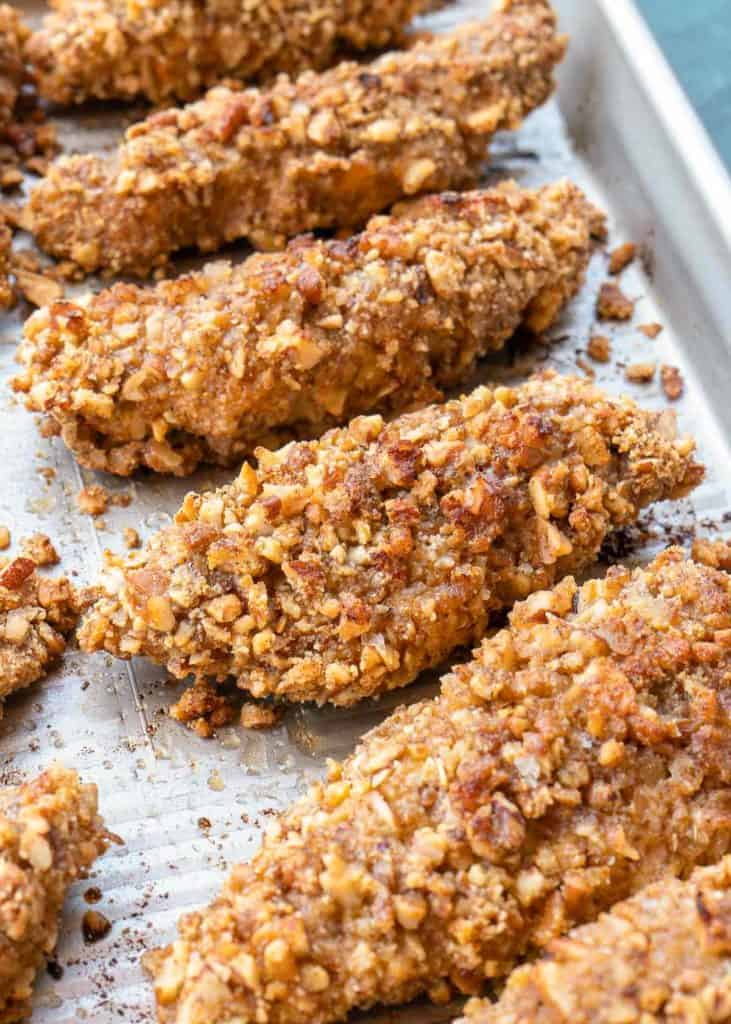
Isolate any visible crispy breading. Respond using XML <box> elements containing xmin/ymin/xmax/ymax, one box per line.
<box><xmin>28</xmin><ymin>0</ymin><xmax>439</xmax><ymax>106</ymax></box>
<box><xmin>145</xmin><ymin>548</ymin><xmax>731</xmax><ymax>1023</ymax></box>
<box><xmin>78</xmin><ymin>372</ymin><xmax>702</xmax><ymax>706</ymax></box>
<box><xmin>28</xmin><ymin>1</ymin><xmax>566</xmax><ymax>276</ymax></box>
<box><xmin>0</xmin><ymin>4</ymin><xmax>27</xmax><ymax>128</ymax></box>
<box><xmin>458</xmin><ymin>856</ymin><xmax>731</xmax><ymax>1024</ymax></box>
<box><xmin>0</xmin><ymin>556</ymin><xmax>80</xmax><ymax>712</ymax></box>
<box><xmin>0</xmin><ymin>764</ymin><xmax>110</xmax><ymax>1023</ymax></box>
<box><xmin>15</xmin><ymin>181</ymin><xmax>604</xmax><ymax>476</ymax></box>
<box><xmin>0</xmin><ymin>216</ymin><xmax>12</xmax><ymax>310</ymax></box>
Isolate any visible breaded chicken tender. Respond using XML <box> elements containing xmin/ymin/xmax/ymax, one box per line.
<box><xmin>29</xmin><ymin>1</ymin><xmax>566</xmax><ymax>276</ymax></box>
<box><xmin>28</xmin><ymin>0</ymin><xmax>439</xmax><ymax>106</ymax></box>
<box><xmin>0</xmin><ymin>765</ymin><xmax>110</xmax><ymax>1023</ymax></box>
<box><xmin>458</xmin><ymin>856</ymin><xmax>731</xmax><ymax>1024</ymax></box>
<box><xmin>15</xmin><ymin>181</ymin><xmax>604</xmax><ymax>476</ymax></box>
<box><xmin>145</xmin><ymin>548</ymin><xmax>731</xmax><ymax>1024</ymax></box>
<box><xmin>78</xmin><ymin>372</ymin><xmax>702</xmax><ymax>707</ymax></box>
<box><xmin>0</xmin><ymin>556</ymin><xmax>80</xmax><ymax>713</ymax></box>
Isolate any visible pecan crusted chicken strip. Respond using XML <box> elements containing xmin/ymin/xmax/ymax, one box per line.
<box><xmin>0</xmin><ymin>557</ymin><xmax>80</xmax><ymax>714</ymax></box>
<box><xmin>29</xmin><ymin>1</ymin><xmax>566</xmax><ymax>276</ymax></box>
<box><xmin>0</xmin><ymin>765</ymin><xmax>110</xmax><ymax>1023</ymax></box>
<box><xmin>78</xmin><ymin>372</ymin><xmax>702</xmax><ymax>706</ymax></box>
<box><xmin>145</xmin><ymin>549</ymin><xmax>731</xmax><ymax>1023</ymax></box>
<box><xmin>458</xmin><ymin>857</ymin><xmax>731</xmax><ymax>1024</ymax></box>
<box><xmin>15</xmin><ymin>181</ymin><xmax>604</xmax><ymax>477</ymax></box>
<box><xmin>28</xmin><ymin>0</ymin><xmax>437</xmax><ymax>106</ymax></box>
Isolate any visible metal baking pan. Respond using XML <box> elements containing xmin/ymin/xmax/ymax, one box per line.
<box><xmin>1</xmin><ymin>0</ymin><xmax>730</xmax><ymax>1020</ymax></box>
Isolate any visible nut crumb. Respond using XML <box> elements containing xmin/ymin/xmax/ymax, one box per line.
<box><xmin>82</xmin><ymin>910</ymin><xmax>111</xmax><ymax>944</ymax></box>
<box><xmin>20</xmin><ymin>533</ymin><xmax>59</xmax><ymax>566</ymax></box>
<box><xmin>608</xmin><ymin>241</ymin><xmax>636</xmax><ymax>275</ymax></box>
<box><xmin>587</xmin><ymin>335</ymin><xmax>611</xmax><ymax>363</ymax></box>
<box><xmin>240</xmin><ymin>702</ymin><xmax>283</xmax><ymax>730</ymax></box>
<box><xmin>0</xmin><ymin>526</ymin><xmax>9</xmax><ymax>550</ymax></box>
<box><xmin>76</xmin><ymin>484</ymin><xmax>131</xmax><ymax>516</ymax></box>
<box><xmin>169</xmin><ymin>681</ymin><xmax>237</xmax><ymax>737</ymax></box>
<box><xmin>596</xmin><ymin>282</ymin><xmax>635</xmax><ymax>321</ymax></box>
<box><xmin>638</xmin><ymin>322</ymin><xmax>663</xmax><ymax>339</ymax></box>
<box><xmin>660</xmin><ymin>364</ymin><xmax>684</xmax><ymax>401</ymax></box>
<box><xmin>574</xmin><ymin>355</ymin><xmax>595</xmax><ymax>378</ymax></box>
<box><xmin>625</xmin><ymin>362</ymin><xmax>656</xmax><ymax>384</ymax></box>
<box><xmin>76</xmin><ymin>484</ymin><xmax>108</xmax><ymax>516</ymax></box>
<box><xmin>123</xmin><ymin>527</ymin><xmax>141</xmax><ymax>549</ymax></box>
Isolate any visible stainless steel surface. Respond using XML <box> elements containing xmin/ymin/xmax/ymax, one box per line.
<box><xmin>1</xmin><ymin>0</ymin><xmax>730</xmax><ymax>1020</ymax></box>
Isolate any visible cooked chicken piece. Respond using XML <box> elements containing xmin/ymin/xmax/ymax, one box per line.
<box><xmin>15</xmin><ymin>180</ymin><xmax>604</xmax><ymax>476</ymax></box>
<box><xmin>0</xmin><ymin>4</ymin><xmax>27</xmax><ymax>128</ymax></box>
<box><xmin>28</xmin><ymin>1</ymin><xmax>566</xmax><ymax>276</ymax></box>
<box><xmin>28</xmin><ymin>0</ymin><xmax>441</xmax><ymax>106</ymax></box>
<box><xmin>145</xmin><ymin>547</ymin><xmax>731</xmax><ymax>1023</ymax></box>
<box><xmin>0</xmin><ymin>765</ymin><xmax>110</xmax><ymax>1023</ymax></box>
<box><xmin>458</xmin><ymin>856</ymin><xmax>731</xmax><ymax>1024</ymax></box>
<box><xmin>78</xmin><ymin>371</ymin><xmax>702</xmax><ymax>706</ymax></box>
<box><xmin>0</xmin><ymin>556</ymin><xmax>80</xmax><ymax>713</ymax></box>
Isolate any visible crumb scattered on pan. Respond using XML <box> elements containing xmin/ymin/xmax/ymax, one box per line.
<box><xmin>608</xmin><ymin>241</ymin><xmax>636</xmax><ymax>275</ymax></box>
<box><xmin>0</xmin><ymin>526</ymin><xmax>9</xmax><ymax>550</ymax></box>
<box><xmin>574</xmin><ymin>355</ymin><xmax>595</xmax><ymax>378</ymax></box>
<box><xmin>76</xmin><ymin>485</ymin><xmax>108</xmax><ymax>516</ymax></box>
<box><xmin>639</xmin><ymin>322</ymin><xmax>663</xmax><ymax>339</ymax></box>
<box><xmin>587</xmin><ymin>335</ymin><xmax>611</xmax><ymax>363</ymax></box>
<box><xmin>661</xmin><ymin>364</ymin><xmax>684</xmax><ymax>401</ymax></box>
<box><xmin>84</xmin><ymin>886</ymin><xmax>102</xmax><ymax>904</ymax></box>
<box><xmin>596</xmin><ymin>281</ymin><xmax>635</xmax><ymax>321</ymax></box>
<box><xmin>123</xmin><ymin>527</ymin><xmax>141</xmax><ymax>549</ymax></box>
<box><xmin>240</xmin><ymin>702</ymin><xmax>283</xmax><ymax>730</ymax></box>
<box><xmin>76</xmin><ymin>484</ymin><xmax>131</xmax><ymax>516</ymax></box>
<box><xmin>81</xmin><ymin>909</ymin><xmax>111</xmax><ymax>944</ymax></box>
<box><xmin>625</xmin><ymin>362</ymin><xmax>656</xmax><ymax>384</ymax></box>
<box><xmin>169</xmin><ymin>681</ymin><xmax>237</xmax><ymax>738</ymax></box>
<box><xmin>19</xmin><ymin>533</ymin><xmax>59</xmax><ymax>566</ymax></box>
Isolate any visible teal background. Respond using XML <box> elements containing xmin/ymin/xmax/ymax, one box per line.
<box><xmin>637</xmin><ymin>1</ymin><xmax>731</xmax><ymax>171</ymax></box>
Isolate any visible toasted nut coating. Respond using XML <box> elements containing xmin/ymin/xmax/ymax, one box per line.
<box><xmin>28</xmin><ymin>1</ymin><xmax>566</xmax><ymax>275</ymax></box>
<box><xmin>145</xmin><ymin>548</ymin><xmax>731</xmax><ymax>1023</ymax></box>
<box><xmin>0</xmin><ymin>217</ymin><xmax>12</xmax><ymax>310</ymax></box>
<box><xmin>459</xmin><ymin>856</ymin><xmax>731</xmax><ymax>1024</ymax></box>
<box><xmin>0</xmin><ymin>4</ymin><xmax>28</xmax><ymax>127</ymax></box>
<box><xmin>78</xmin><ymin>372</ymin><xmax>703</xmax><ymax>705</ymax></box>
<box><xmin>0</xmin><ymin>557</ymin><xmax>80</xmax><ymax>712</ymax></box>
<box><xmin>16</xmin><ymin>181</ymin><xmax>604</xmax><ymax>476</ymax></box>
<box><xmin>0</xmin><ymin>765</ymin><xmax>109</xmax><ymax>1023</ymax></box>
<box><xmin>27</xmin><ymin>0</ymin><xmax>440</xmax><ymax>106</ymax></box>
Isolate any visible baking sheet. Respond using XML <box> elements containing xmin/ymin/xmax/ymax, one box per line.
<box><xmin>1</xmin><ymin>0</ymin><xmax>731</xmax><ymax>1019</ymax></box>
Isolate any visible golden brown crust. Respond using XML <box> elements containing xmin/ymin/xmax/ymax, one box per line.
<box><xmin>0</xmin><ymin>216</ymin><xmax>12</xmax><ymax>311</ymax></box>
<box><xmin>459</xmin><ymin>856</ymin><xmax>731</xmax><ymax>1024</ymax></box>
<box><xmin>145</xmin><ymin>548</ymin><xmax>731</xmax><ymax>1023</ymax></box>
<box><xmin>0</xmin><ymin>765</ymin><xmax>109</xmax><ymax>1023</ymax></box>
<box><xmin>28</xmin><ymin>0</ymin><xmax>438</xmax><ymax>106</ymax></box>
<box><xmin>16</xmin><ymin>181</ymin><xmax>603</xmax><ymax>476</ymax></box>
<box><xmin>78</xmin><ymin>371</ymin><xmax>702</xmax><ymax>706</ymax></box>
<box><xmin>0</xmin><ymin>5</ymin><xmax>27</xmax><ymax>128</ymax></box>
<box><xmin>29</xmin><ymin>1</ymin><xmax>566</xmax><ymax>275</ymax></box>
<box><xmin>0</xmin><ymin>556</ymin><xmax>80</xmax><ymax>712</ymax></box>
